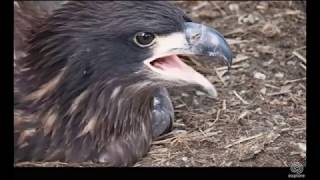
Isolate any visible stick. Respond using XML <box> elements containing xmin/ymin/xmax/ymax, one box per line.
<box><xmin>232</xmin><ymin>55</ymin><xmax>249</xmax><ymax>64</ymax></box>
<box><xmin>225</xmin><ymin>38</ymin><xmax>250</xmax><ymax>45</ymax></box>
<box><xmin>222</xmin><ymin>100</ymin><xmax>226</xmax><ymax>110</ymax></box>
<box><xmin>265</xmin><ymin>83</ymin><xmax>281</xmax><ymax>89</ymax></box>
<box><xmin>233</xmin><ymin>90</ymin><xmax>249</xmax><ymax>105</ymax></box>
<box><xmin>224</xmin><ymin>133</ymin><xmax>263</xmax><ymax>148</ymax></box>
<box><xmin>216</xmin><ymin>64</ymin><xmax>245</xmax><ymax>71</ymax></box>
<box><xmin>213</xmin><ymin>109</ymin><xmax>221</xmax><ymax>124</ymax></box>
<box><xmin>224</xmin><ymin>28</ymin><xmax>244</xmax><ymax>36</ymax></box>
<box><xmin>299</xmin><ymin>63</ymin><xmax>306</xmax><ymax>71</ymax></box>
<box><xmin>293</xmin><ymin>51</ymin><xmax>306</xmax><ymax>64</ymax></box>
<box><xmin>267</xmin><ymin>91</ymin><xmax>291</xmax><ymax>96</ymax></box>
<box><xmin>238</xmin><ymin>111</ymin><xmax>249</xmax><ymax>120</ymax></box>
<box><xmin>284</xmin><ymin>77</ymin><xmax>306</xmax><ymax>84</ymax></box>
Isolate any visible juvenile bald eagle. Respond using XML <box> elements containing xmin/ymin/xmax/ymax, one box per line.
<box><xmin>14</xmin><ymin>1</ymin><xmax>232</xmax><ymax>166</ymax></box>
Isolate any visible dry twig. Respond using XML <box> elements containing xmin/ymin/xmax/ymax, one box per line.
<box><xmin>224</xmin><ymin>133</ymin><xmax>264</xmax><ymax>148</ymax></box>
<box><xmin>233</xmin><ymin>90</ymin><xmax>249</xmax><ymax>105</ymax></box>
<box><xmin>292</xmin><ymin>51</ymin><xmax>306</xmax><ymax>64</ymax></box>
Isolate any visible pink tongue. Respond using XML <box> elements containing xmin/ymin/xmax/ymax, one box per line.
<box><xmin>152</xmin><ymin>55</ymin><xmax>188</xmax><ymax>71</ymax></box>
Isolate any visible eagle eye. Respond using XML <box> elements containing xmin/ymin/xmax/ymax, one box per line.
<box><xmin>134</xmin><ymin>32</ymin><xmax>156</xmax><ymax>47</ymax></box>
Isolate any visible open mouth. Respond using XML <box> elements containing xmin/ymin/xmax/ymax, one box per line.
<box><xmin>149</xmin><ymin>55</ymin><xmax>191</xmax><ymax>72</ymax></box>
<box><xmin>144</xmin><ymin>54</ymin><xmax>218</xmax><ymax>98</ymax></box>
<box><xmin>145</xmin><ymin>54</ymin><xmax>212</xmax><ymax>88</ymax></box>
<box><xmin>145</xmin><ymin>54</ymin><xmax>200</xmax><ymax>78</ymax></box>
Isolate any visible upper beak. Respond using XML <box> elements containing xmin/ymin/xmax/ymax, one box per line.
<box><xmin>178</xmin><ymin>22</ymin><xmax>233</xmax><ymax>97</ymax></box>
<box><xmin>182</xmin><ymin>22</ymin><xmax>233</xmax><ymax>68</ymax></box>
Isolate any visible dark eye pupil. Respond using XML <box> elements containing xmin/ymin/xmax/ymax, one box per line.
<box><xmin>136</xmin><ymin>32</ymin><xmax>155</xmax><ymax>46</ymax></box>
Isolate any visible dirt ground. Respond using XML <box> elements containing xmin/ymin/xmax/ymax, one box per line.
<box><xmin>136</xmin><ymin>1</ymin><xmax>306</xmax><ymax>167</ymax></box>
<box><xmin>15</xmin><ymin>1</ymin><xmax>306</xmax><ymax>167</ymax></box>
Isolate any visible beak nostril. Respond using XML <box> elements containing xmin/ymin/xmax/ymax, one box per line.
<box><xmin>191</xmin><ymin>33</ymin><xmax>201</xmax><ymax>42</ymax></box>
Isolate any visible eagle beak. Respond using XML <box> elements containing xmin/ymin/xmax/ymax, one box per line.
<box><xmin>145</xmin><ymin>22</ymin><xmax>232</xmax><ymax>98</ymax></box>
<box><xmin>183</xmin><ymin>22</ymin><xmax>233</xmax><ymax>67</ymax></box>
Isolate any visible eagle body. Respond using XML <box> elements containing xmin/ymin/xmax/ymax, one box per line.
<box><xmin>14</xmin><ymin>1</ymin><xmax>232</xmax><ymax>166</ymax></box>
<box><xmin>14</xmin><ymin>1</ymin><xmax>186</xmax><ymax>166</ymax></box>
